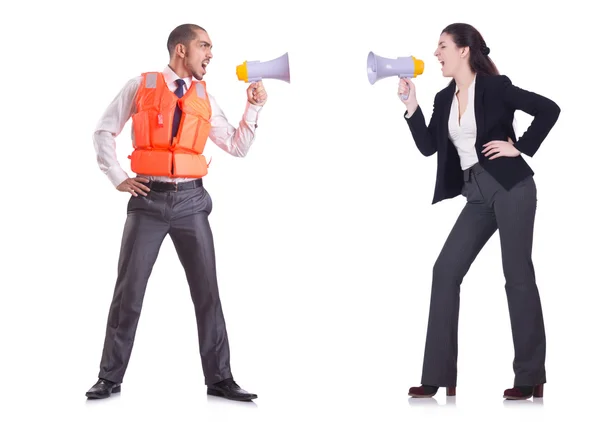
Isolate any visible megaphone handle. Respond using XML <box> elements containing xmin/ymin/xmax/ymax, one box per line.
<box><xmin>400</xmin><ymin>77</ymin><xmax>410</xmax><ymax>101</ymax></box>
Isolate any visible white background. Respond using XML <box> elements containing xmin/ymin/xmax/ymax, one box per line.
<box><xmin>1</xmin><ymin>0</ymin><xmax>597</xmax><ymax>421</ymax></box>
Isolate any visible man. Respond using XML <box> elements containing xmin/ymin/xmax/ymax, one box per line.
<box><xmin>86</xmin><ymin>23</ymin><xmax>266</xmax><ymax>401</ymax></box>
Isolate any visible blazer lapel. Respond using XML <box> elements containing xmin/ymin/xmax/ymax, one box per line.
<box><xmin>438</xmin><ymin>81</ymin><xmax>454</xmax><ymax>155</ymax></box>
<box><xmin>474</xmin><ymin>74</ymin><xmax>484</xmax><ymax>145</ymax></box>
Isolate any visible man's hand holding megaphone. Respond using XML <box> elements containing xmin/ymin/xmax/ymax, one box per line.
<box><xmin>236</xmin><ymin>52</ymin><xmax>290</xmax><ymax>107</ymax></box>
<box><xmin>247</xmin><ymin>81</ymin><xmax>268</xmax><ymax>106</ymax></box>
<box><xmin>398</xmin><ymin>78</ymin><xmax>418</xmax><ymax>117</ymax></box>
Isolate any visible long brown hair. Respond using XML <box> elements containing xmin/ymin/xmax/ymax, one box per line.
<box><xmin>441</xmin><ymin>23</ymin><xmax>499</xmax><ymax>76</ymax></box>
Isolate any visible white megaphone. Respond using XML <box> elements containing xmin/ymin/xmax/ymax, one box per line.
<box><xmin>236</xmin><ymin>52</ymin><xmax>290</xmax><ymax>83</ymax></box>
<box><xmin>367</xmin><ymin>51</ymin><xmax>424</xmax><ymax>100</ymax></box>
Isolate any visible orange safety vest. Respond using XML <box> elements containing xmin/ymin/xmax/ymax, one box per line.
<box><xmin>128</xmin><ymin>72</ymin><xmax>212</xmax><ymax>178</ymax></box>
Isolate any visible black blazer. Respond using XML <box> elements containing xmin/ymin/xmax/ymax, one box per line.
<box><xmin>404</xmin><ymin>74</ymin><xmax>560</xmax><ymax>204</ymax></box>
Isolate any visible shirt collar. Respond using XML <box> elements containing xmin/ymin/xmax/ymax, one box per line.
<box><xmin>162</xmin><ymin>65</ymin><xmax>194</xmax><ymax>91</ymax></box>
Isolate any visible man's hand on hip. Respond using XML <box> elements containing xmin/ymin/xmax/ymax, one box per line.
<box><xmin>117</xmin><ymin>177</ymin><xmax>151</xmax><ymax>196</ymax></box>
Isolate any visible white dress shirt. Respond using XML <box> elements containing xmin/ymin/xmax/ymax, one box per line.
<box><xmin>448</xmin><ymin>74</ymin><xmax>519</xmax><ymax>170</ymax></box>
<box><xmin>93</xmin><ymin>66</ymin><xmax>263</xmax><ymax>187</ymax></box>
<box><xmin>448</xmin><ymin>75</ymin><xmax>479</xmax><ymax>170</ymax></box>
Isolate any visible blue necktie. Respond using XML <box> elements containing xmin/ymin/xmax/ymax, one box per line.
<box><xmin>172</xmin><ymin>79</ymin><xmax>186</xmax><ymax>140</ymax></box>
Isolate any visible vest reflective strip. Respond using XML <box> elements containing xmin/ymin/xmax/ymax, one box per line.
<box><xmin>196</xmin><ymin>83</ymin><xmax>206</xmax><ymax>99</ymax></box>
<box><xmin>145</xmin><ymin>73</ymin><xmax>158</xmax><ymax>88</ymax></box>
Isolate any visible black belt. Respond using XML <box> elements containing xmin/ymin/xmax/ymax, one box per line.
<box><xmin>144</xmin><ymin>178</ymin><xmax>203</xmax><ymax>192</ymax></box>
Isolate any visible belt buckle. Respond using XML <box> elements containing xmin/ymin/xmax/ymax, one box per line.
<box><xmin>174</xmin><ymin>182</ymin><xmax>178</xmax><ymax>192</ymax></box>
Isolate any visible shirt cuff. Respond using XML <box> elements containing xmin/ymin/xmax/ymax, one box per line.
<box><xmin>107</xmin><ymin>166</ymin><xmax>130</xmax><ymax>188</ymax></box>
<box><xmin>244</xmin><ymin>102</ymin><xmax>263</xmax><ymax>126</ymax></box>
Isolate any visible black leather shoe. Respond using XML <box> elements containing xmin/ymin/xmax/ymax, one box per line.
<box><xmin>85</xmin><ymin>378</ymin><xmax>121</xmax><ymax>399</ymax></box>
<box><xmin>207</xmin><ymin>378</ymin><xmax>257</xmax><ymax>401</ymax></box>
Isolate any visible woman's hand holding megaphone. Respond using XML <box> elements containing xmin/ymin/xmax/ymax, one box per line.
<box><xmin>398</xmin><ymin>77</ymin><xmax>418</xmax><ymax>116</ymax></box>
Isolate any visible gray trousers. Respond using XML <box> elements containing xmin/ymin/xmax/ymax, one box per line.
<box><xmin>98</xmin><ymin>182</ymin><xmax>232</xmax><ymax>385</ymax></box>
<box><xmin>421</xmin><ymin>163</ymin><xmax>546</xmax><ymax>387</ymax></box>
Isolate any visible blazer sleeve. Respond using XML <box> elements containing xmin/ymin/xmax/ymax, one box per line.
<box><xmin>403</xmin><ymin>92</ymin><xmax>441</xmax><ymax>157</ymax></box>
<box><xmin>501</xmin><ymin>75</ymin><xmax>561</xmax><ymax>157</ymax></box>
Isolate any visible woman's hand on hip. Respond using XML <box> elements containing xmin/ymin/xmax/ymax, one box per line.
<box><xmin>482</xmin><ymin>137</ymin><xmax>521</xmax><ymax>160</ymax></box>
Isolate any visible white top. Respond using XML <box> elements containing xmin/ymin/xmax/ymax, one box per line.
<box><xmin>93</xmin><ymin>66</ymin><xmax>263</xmax><ymax>187</ymax></box>
<box><xmin>448</xmin><ymin>75</ymin><xmax>478</xmax><ymax>170</ymax></box>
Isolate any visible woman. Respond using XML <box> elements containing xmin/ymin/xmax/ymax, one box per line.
<box><xmin>398</xmin><ymin>23</ymin><xmax>560</xmax><ymax>400</ymax></box>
